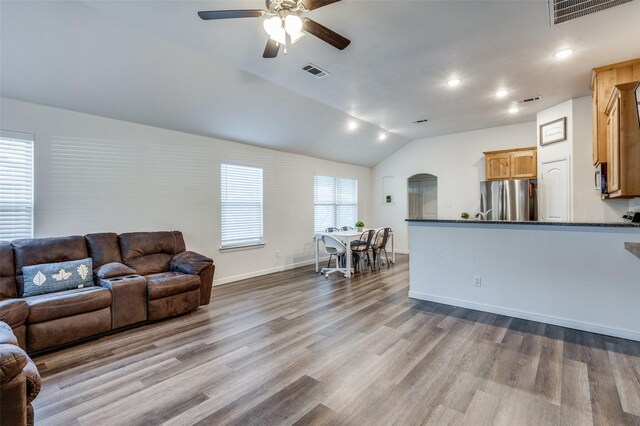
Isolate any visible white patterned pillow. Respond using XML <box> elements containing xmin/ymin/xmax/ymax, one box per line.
<box><xmin>22</xmin><ymin>258</ymin><xmax>94</xmax><ymax>297</ymax></box>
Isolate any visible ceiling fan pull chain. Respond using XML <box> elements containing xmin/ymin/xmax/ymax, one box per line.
<box><xmin>284</xmin><ymin>32</ymin><xmax>290</xmax><ymax>55</ymax></box>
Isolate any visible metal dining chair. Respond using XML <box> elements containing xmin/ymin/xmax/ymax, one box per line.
<box><xmin>320</xmin><ymin>234</ymin><xmax>347</xmax><ymax>278</ymax></box>
<box><xmin>371</xmin><ymin>228</ymin><xmax>391</xmax><ymax>269</ymax></box>
<box><xmin>340</xmin><ymin>226</ymin><xmax>354</xmax><ymax>231</ymax></box>
<box><xmin>351</xmin><ymin>229</ymin><xmax>375</xmax><ymax>273</ymax></box>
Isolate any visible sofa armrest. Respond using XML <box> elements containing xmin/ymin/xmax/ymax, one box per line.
<box><xmin>0</xmin><ymin>343</ymin><xmax>28</xmax><ymax>381</ymax></box>
<box><xmin>170</xmin><ymin>251</ymin><xmax>213</xmax><ymax>275</ymax></box>
<box><xmin>94</xmin><ymin>262</ymin><xmax>137</xmax><ymax>280</ymax></box>
<box><xmin>23</xmin><ymin>359</ymin><xmax>41</xmax><ymax>403</ymax></box>
<box><xmin>0</xmin><ymin>299</ymin><xmax>29</xmax><ymax>329</ymax></box>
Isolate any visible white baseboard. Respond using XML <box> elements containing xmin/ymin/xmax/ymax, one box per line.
<box><xmin>408</xmin><ymin>290</ymin><xmax>640</xmax><ymax>342</ymax></box>
<box><xmin>214</xmin><ymin>257</ymin><xmax>327</xmax><ymax>286</ymax></box>
<box><xmin>395</xmin><ymin>249</ymin><xmax>409</xmax><ymax>255</ymax></box>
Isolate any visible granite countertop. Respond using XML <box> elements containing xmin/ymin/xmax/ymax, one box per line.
<box><xmin>405</xmin><ymin>218</ymin><xmax>640</xmax><ymax>228</ymax></box>
<box><xmin>625</xmin><ymin>243</ymin><xmax>640</xmax><ymax>258</ymax></box>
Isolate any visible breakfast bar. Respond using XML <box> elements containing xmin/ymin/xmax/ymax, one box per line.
<box><xmin>407</xmin><ymin>219</ymin><xmax>640</xmax><ymax>341</ymax></box>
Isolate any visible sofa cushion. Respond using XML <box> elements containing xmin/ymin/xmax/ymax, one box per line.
<box><xmin>22</xmin><ymin>258</ymin><xmax>93</xmax><ymax>297</ymax></box>
<box><xmin>0</xmin><ymin>299</ymin><xmax>29</xmax><ymax>328</ymax></box>
<box><xmin>26</xmin><ymin>287</ymin><xmax>111</xmax><ymax>324</ymax></box>
<box><xmin>94</xmin><ymin>262</ymin><xmax>137</xmax><ymax>279</ymax></box>
<box><xmin>119</xmin><ymin>231</ymin><xmax>186</xmax><ymax>276</ymax></box>
<box><xmin>145</xmin><ymin>272</ymin><xmax>200</xmax><ymax>300</ymax></box>
<box><xmin>0</xmin><ymin>242</ymin><xmax>16</xmax><ymax>299</ymax></box>
<box><xmin>85</xmin><ymin>233</ymin><xmax>122</xmax><ymax>269</ymax></box>
<box><xmin>12</xmin><ymin>236</ymin><xmax>88</xmax><ymax>296</ymax></box>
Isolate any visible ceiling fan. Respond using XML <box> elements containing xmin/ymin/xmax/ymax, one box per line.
<box><xmin>198</xmin><ymin>0</ymin><xmax>350</xmax><ymax>58</ymax></box>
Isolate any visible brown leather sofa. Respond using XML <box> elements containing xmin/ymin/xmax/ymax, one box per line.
<box><xmin>0</xmin><ymin>321</ymin><xmax>41</xmax><ymax>426</ymax></box>
<box><xmin>0</xmin><ymin>231</ymin><xmax>214</xmax><ymax>354</ymax></box>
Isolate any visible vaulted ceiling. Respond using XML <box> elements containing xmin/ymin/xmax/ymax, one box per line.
<box><xmin>2</xmin><ymin>1</ymin><xmax>640</xmax><ymax>166</ymax></box>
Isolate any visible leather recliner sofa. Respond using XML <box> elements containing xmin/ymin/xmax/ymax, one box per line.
<box><xmin>0</xmin><ymin>321</ymin><xmax>41</xmax><ymax>426</ymax></box>
<box><xmin>0</xmin><ymin>230</ymin><xmax>214</xmax><ymax>354</ymax></box>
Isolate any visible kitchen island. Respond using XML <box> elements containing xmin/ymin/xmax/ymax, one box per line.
<box><xmin>407</xmin><ymin>219</ymin><xmax>640</xmax><ymax>341</ymax></box>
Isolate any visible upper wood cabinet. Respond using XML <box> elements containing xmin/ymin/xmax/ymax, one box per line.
<box><xmin>485</xmin><ymin>152</ymin><xmax>511</xmax><ymax>180</ymax></box>
<box><xmin>591</xmin><ymin>58</ymin><xmax>640</xmax><ymax>166</ymax></box>
<box><xmin>604</xmin><ymin>81</ymin><xmax>640</xmax><ymax>198</ymax></box>
<box><xmin>484</xmin><ymin>147</ymin><xmax>537</xmax><ymax>181</ymax></box>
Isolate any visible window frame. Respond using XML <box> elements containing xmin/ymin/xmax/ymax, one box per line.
<box><xmin>313</xmin><ymin>174</ymin><xmax>358</xmax><ymax>233</ymax></box>
<box><xmin>0</xmin><ymin>130</ymin><xmax>35</xmax><ymax>241</ymax></box>
<box><xmin>219</xmin><ymin>162</ymin><xmax>265</xmax><ymax>251</ymax></box>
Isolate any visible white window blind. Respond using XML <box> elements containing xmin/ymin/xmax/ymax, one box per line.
<box><xmin>314</xmin><ymin>175</ymin><xmax>358</xmax><ymax>232</ymax></box>
<box><xmin>221</xmin><ymin>164</ymin><xmax>264</xmax><ymax>249</ymax></box>
<box><xmin>0</xmin><ymin>131</ymin><xmax>34</xmax><ymax>241</ymax></box>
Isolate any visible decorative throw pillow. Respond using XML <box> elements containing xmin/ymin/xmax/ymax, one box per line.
<box><xmin>22</xmin><ymin>258</ymin><xmax>93</xmax><ymax>297</ymax></box>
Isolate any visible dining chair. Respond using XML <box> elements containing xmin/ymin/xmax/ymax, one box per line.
<box><xmin>340</xmin><ymin>226</ymin><xmax>354</xmax><ymax>231</ymax></box>
<box><xmin>371</xmin><ymin>228</ymin><xmax>391</xmax><ymax>269</ymax></box>
<box><xmin>351</xmin><ymin>229</ymin><xmax>375</xmax><ymax>273</ymax></box>
<box><xmin>320</xmin><ymin>235</ymin><xmax>347</xmax><ymax>278</ymax></box>
<box><xmin>324</xmin><ymin>227</ymin><xmax>340</xmax><ymax>267</ymax></box>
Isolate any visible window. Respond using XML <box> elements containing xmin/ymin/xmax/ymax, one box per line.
<box><xmin>0</xmin><ymin>131</ymin><xmax>34</xmax><ymax>241</ymax></box>
<box><xmin>220</xmin><ymin>163</ymin><xmax>264</xmax><ymax>249</ymax></box>
<box><xmin>314</xmin><ymin>175</ymin><xmax>358</xmax><ymax>232</ymax></box>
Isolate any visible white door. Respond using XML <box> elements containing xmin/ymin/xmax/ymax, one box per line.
<box><xmin>421</xmin><ymin>179</ymin><xmax>438</xmax><ymax>219</ymax></box>
<box><xmin>540</xmin><ymin>159</ymin><xmax>569</xmax><ymax>222</ymax></box>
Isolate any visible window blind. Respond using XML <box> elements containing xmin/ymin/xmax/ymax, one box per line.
<box><xmin>0</xmin><ymin>131</ymin><xmax>34</xmax><ymax>241</ymax></box>
<box><xmin>314</xmin><ymin>175</ymin><xmax>358</xmax><ymax>232</ymax></box>
<box><xmin>221</xmin><ymin>164</ymin><xmax>264</xmax><ymax>249</ymax></box>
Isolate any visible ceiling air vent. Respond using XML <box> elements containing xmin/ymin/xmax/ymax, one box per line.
<box><xmin>550</xmin><ymin>0</ymin><xmax>634</xmax><ymax>25</ymax></box>
<box><xmin>302</xmin><ymin>64</ymin><xmax>330</xmax><ymax>79</ymax></box>
<box><xmin>517</xmin><ymin>96</ymin><xmax>543</xmax><ymax>104</ymax></box>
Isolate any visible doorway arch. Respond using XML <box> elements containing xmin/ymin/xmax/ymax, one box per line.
<box><xmin>407</xmin><ymin>174</ymin><xmax>438</xmax><ymax>220</ymax></box>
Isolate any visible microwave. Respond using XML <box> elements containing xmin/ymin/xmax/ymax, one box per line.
<box><xmin>595</xmin><ymin>164</ymin><xmax>608</xmax><ymax>195</ymax></box>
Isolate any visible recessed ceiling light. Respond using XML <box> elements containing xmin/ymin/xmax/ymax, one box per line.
<box><xmin>554</xmin><ymin>49</ymin><xmax>573</xmax><ymax>59</ymax></box>
<box><xmin>378</xmin><ymin>132</ymin><xmax>387</xmax><ymax>141</ymax></box>
<box><xmin>347</xmin><ymin>121</ymin><xmax>358</xmax><ymax>131</ymax></box>
<box><xmin>496</xmin><ymin>90</ymin><xmax>509</xmax><ymax>98</ymax></box>
<box><xmin>448</xmin><ymin>78</ymin><xmax>461</xmax><ymax>87</ymax></box>
<box><xmin>508</xmin><ymin>107</ymin><xmax>519</xmax><ymax>114</ymax></box>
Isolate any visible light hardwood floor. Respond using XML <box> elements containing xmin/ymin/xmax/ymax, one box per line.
<box><xmin>33</xmin><ymin>255</ymin><xmax>640</xmax><ymax>425</ymax></box>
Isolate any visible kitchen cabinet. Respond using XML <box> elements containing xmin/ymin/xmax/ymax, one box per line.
<box><xmin>484</xmin><ymin>147</ymin><xmax>537</xmax><ymax>181</ymax></box>
<box><xmin>591</xmin><ymin>58</ymin><xmax>640</xmax><ymax>166</ymax></box>
<box><xmin>604</xmin><ymin>81</ymin><xmax>640</xmax><ymax>198</ymax></box>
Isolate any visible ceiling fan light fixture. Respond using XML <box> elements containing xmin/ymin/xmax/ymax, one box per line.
<box><xmin>263</xmin><ymin>16</ymin><xmax>283</xmax><ymax>37</ymax></box>
<box><xmin>284</xmin><ymin>15</ymin><xmax>303</xmax><ymax>37</ymax></box>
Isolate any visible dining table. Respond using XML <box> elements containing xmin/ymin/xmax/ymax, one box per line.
<box><xmin>314</xmin><ymin>228</ymin><xmax>394</xmax><ymax>278</ymax></box>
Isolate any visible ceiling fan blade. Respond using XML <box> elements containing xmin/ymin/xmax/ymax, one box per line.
<box><xmin>197</xmin><ymin>10</ymin><xmax>265</xmax><ymax>20</ymax></box>
<box><xmin>302</xmin><ymin>18</ymin><xmax>350</xmax><ymax>50</ymax></box>
<box><xmin>302</xmin><ymin>0</ymin><xmax>341</xmax><ymax>11</ymax></box>
<box><xmin>263</xmin><ymin>38</ymin><xmax>280</xmax><ymax>58</ymax></box>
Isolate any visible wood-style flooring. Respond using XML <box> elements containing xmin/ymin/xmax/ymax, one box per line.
<box><xmin>33</xmin><ymin>255</ymin><xmax>640</xmax><ymax>425</ymax></box>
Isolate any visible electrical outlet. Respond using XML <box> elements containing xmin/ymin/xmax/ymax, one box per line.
<box><xmin>275</xmin><ymin>250</ymin><xmax>280</xmax><ymax>258</ymax></box>
<box><xmin>473</xmin><ymin>276</ymin><xmax>482</xmax><ymax>287</ymax></box>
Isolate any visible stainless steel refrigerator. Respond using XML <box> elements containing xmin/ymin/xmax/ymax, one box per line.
<box><xmin>479</xmin><ymin>179</ymin><xmax>537</xmax><ymax>221</ymax></box>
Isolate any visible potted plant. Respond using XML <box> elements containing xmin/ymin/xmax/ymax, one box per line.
<box><xmin>355</xmin><ymin>220</ymin><xmax>365</xmax><ymax>231</ymax></box>
<box><xmin>460</xmin><ymin>212</ymin><xmax>469</xmax><ymax>220</ymax></box>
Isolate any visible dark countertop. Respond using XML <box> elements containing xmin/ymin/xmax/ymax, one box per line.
<box><xmin>406</xmin><ymin>219</ymin><xmax>640</xmax><ymax>228</ymax></box>
<box><xmin>626</xmin><ymin>243</ymin><xmax>640</xmax><ymax>258</ymax></box>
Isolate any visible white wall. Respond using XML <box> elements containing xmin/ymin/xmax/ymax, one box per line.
<box><xmin>408</xmin><ymin>221</ymin><xmax>640</xmax><ymax>341</ymax></box>
<box><xmin>370</xmin><ymin>122</ymin><xmax>537</xmax><ymax>252</ymax></box>
<box><xmin>0</xmin><ymin>98</ymin><xmax>371</xmax><ymax>284</ymax></box>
